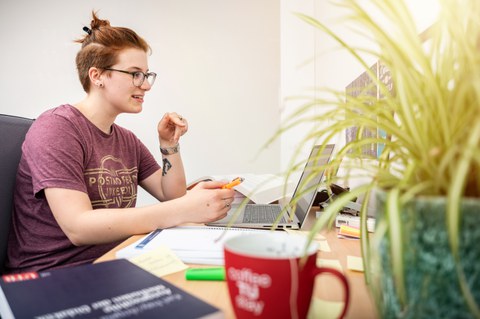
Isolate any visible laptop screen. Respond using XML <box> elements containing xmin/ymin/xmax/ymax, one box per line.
<box><xmin>292</xmin><ymin>144</ymin><xmax>335</xmax><ymax>223</ymax></box>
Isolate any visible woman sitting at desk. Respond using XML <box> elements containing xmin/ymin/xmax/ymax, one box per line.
<box><xmin>5</xmin><ymin>12</ymin><xmax>235</xmax><ymax>274</ymax></box>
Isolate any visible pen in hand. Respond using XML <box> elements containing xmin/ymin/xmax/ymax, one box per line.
<box><xmin>221</xmin><ymin>177</ymin><xmax>244</xmax><ymax>189</ymax></box>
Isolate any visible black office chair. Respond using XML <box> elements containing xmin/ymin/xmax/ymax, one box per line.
<box><xmin>0</xmin><ymin>114</ymin><xmax>34</xmax><ymax>274</ymax></box>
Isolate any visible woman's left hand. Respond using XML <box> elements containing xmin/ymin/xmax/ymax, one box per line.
<box><xmin>157</xmin><ymin>112</ymin><xmax>188</xmax><ymax>145</ymax></box>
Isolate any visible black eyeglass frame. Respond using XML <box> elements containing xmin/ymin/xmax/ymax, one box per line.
<box><xmin>103</xmin><ymin>68</ymin><xmax>157</xmax><ymax>87</ymax></box>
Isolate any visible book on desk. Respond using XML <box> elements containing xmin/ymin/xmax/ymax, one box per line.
<box><xmin>0</xmin><ymin>259</ymin><xmax>223</xmax><ymax>319</ymax></box>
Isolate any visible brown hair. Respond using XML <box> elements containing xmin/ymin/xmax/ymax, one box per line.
<box><xmin>75</xmin><ymin>11</ymin><xmax>151</xmax><ymax>92</ymax></box>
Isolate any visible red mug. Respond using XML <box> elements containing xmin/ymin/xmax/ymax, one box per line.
<box><xmin>224</xmin><ymin>232</ymin><xmax>350</xmax><ymax>319</ymax></box>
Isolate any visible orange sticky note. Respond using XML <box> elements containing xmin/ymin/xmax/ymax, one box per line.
<box><xmin>338</xmin><ymin>225</ymin><xmax>360</xmax><ymax>239</ymax></box>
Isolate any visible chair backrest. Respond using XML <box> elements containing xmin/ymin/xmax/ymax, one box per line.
<box><xmin>0</xmin><ymin>114</ymin><xmax>34</xmax><ymax>274</ymax></box>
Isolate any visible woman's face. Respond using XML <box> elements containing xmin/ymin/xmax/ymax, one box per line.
<box><xmin>101</xmin><ymin>48</ymin><xmax>153</xmax><ymax>114</ymax></box>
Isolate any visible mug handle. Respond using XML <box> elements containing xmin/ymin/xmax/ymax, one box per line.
<box><xmin>312</xmin><ymin>267</ymin><xmax>350</xmax><ymax>319</ymax></box>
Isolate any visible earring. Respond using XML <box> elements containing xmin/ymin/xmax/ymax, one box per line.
<box><xmin>96</xmin><ymin>82</ymin><xmax>103</xmax><ymax>87</ymax></box>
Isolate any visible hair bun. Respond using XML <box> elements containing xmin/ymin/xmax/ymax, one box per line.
<box><xmin>90</xmin><ymin>11</ymin><xmax>111</xmax><ymax>31</ymax></box>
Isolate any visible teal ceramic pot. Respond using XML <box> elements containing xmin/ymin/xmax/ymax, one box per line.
<box><xmin>373</xmin><ymin>191</ymin><xmax>480</xmax><ymax>318</ymax></box>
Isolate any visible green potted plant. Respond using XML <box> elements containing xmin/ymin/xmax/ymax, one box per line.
<box><xmin>270</xmin><ymin>0</ymin><xmax>480</xmax><ymax>317</ymax></box>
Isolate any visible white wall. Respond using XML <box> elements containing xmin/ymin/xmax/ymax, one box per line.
<box><xmin>0</xmin><ymin>0</ymin><xmax>280</xmax><ymax>205</ymax></box>
<box><xmin>280</xmin><ymin>0</ymin><xmax>316</xmax><ymax>176</ymax></box>
<box><xmin>0</xmin><ymin>0</ymin><xmax>441</xmax><ymax>205</ymax></box>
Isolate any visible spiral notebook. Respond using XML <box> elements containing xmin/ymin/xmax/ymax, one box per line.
<box><xmin>116</xmin><ymin>226</ymin><xmax>266</xmax><ymax>265</ymax></box>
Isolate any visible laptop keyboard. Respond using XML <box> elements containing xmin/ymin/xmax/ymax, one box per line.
<box><xmin>242</xmin><ymin>205</ymin><xmax>288</xmax><ymax>223</ymax></box>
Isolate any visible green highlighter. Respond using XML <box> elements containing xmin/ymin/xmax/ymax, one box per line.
<box><xmin>185</xmin><ymin>267</ymin><xmax>226</xmax><ymax>281</ymax></box>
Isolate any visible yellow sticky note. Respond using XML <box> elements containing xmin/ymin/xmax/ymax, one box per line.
<box><xmin>308</xmin><ymin>298</ymin><xmax>345</xmax><ymax>319</ymax></box>
<box><xmin>317</xmin><ymin>258</ymin><xmax>343</xmax><ymax>271</ymax></box>
<box><xmin>347</xmin><ymin>255</ymin><xmax>364</xmax><ymax>272</ymax></box>
<box><xmin>129</xmin><ymin>245</ymin><xmax>188</xmax><ymax>277</ymax></box>
<box><xmin>284</xmin><ymin>229</ymin><xmax>330</xmax><ymax>252</ymax></box>
<box><xmin>317</xmin><ymin>240</ymin><xmax>331</xmax><ymax>253</ymax></box>
<box><xmin>284</xmin><ymin>229</ymin><xmax>326</xmax><ymax>241</ymax></box>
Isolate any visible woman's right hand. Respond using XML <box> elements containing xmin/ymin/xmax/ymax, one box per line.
<box><xmin>183</xmin><ymin>181</ymin><xmax>235</xmax><ymax>223</ymax></box>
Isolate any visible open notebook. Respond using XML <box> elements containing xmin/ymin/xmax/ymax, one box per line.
<box><xmin>207</xmin><ymin>144</ymin><xmax>335</xmax><ymax>230</ymax></box>
<box><xmin>116</xmin><ymin>226</ymin><xmax>266</xmax><ymax>265</ymax></box>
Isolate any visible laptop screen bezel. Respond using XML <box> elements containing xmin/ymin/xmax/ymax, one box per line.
<box><xmin>291</xmin><ymin>144</ymin><xmax>335</xmax><ymax>225</ymax></box>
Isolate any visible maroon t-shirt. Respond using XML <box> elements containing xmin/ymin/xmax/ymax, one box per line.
<box><xmin>5</xmin><ymin>105</ymin><xmax>161</xmax><ymax>273</ymax></box>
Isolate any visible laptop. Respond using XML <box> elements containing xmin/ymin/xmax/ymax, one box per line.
<box><xmin>207</xmin><ymin>144</ymin><xmax>335</xmax><ymax>230</ymax></box>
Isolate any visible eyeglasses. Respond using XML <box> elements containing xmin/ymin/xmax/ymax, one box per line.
<box><xmin>103</xmin><ymin>68</ymin><xmax>157</xmax><ymax>87</ymax></box>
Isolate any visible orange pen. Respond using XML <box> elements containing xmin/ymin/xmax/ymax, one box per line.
<box><xmin>221</xmin><ymin>177</ymin><xmax>244</xmax><ymax>189</ymax></box>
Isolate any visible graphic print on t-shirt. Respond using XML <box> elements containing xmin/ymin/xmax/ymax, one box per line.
<box><xmin>84</xmin><ymin>155</ymin><xmax>138</xmax><ymax>208</ymax></box>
